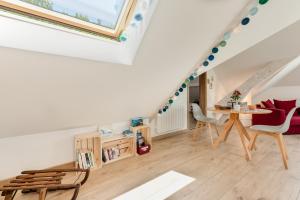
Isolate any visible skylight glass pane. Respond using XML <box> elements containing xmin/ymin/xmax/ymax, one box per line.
<box><xmin>18</xmin><ymin>0</ymin><xmax>126</xmax><ymax>29</ymax></box>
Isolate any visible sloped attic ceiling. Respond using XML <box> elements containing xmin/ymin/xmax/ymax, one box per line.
<box><xmin>274</xmin><ymin>65</ymin><xmax>300</xmax><ymax>86</ymax></box>
<box><xmin>0</xmin><ymin>0</ymin><xmax>300</xmax><ymax>138</ymax></box>
<box><xmin>213</xmin><ymin>20</ymin><xmax>300</xmax><ymax>96</ymax></box>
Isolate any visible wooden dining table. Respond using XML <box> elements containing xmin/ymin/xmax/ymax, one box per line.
<box><xmin>208</xmin><ymin>108</ymin><xmax>272</xmax><ymax>161</ymax></box>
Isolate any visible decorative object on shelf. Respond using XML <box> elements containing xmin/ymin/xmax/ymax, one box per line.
<box><xmin>130</xmin><ymin>125</ymin><xmax>152</xmax><ymax>156</ymax></box>
<box><xmin>137</xmin><ymin>144</ymin><xmax>151</xmax><ymax>155</ymax></box>
<box><xmin>122</xmin><ymin>129</ymin><xmax>134</xmax><ymax>137</ymax></box>
<box><xmin>100</xmin><ymin>128</ymin><xmax>113</xmax><ymax>138</ymax></box>
<box><xmin>136</xmin><ymin>131</ymin><xmax>145</xmax><ymax>147</ymax></box>
<box><xmin>131</xmin><ymin>117</ymin><xmax>144</xmax><ymax>127</ymax></box>
<box><xmin>157</xmin><ymin>0</ymin><xmax>270</xmax><ymax>115</ymax></box>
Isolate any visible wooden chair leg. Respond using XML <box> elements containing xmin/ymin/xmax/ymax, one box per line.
<box><xmin>207</xmin><ymin>123</ymin><xmax>214</xmax><ymax>146</ymax></box>
<box><xmin>192</xmin><ymin>128</ymin><xmax>197</xmax><ymax>141</ymax></box>
<box><xmin>195</xmin><ymin>121</ymin><xmax>202</xmax><ymax>128</ymax></box>
<box><xmin>4</xmin><ymin>190</ymin><xmax>16</xmax><ymax>200</ymax></box>
<box><xmin>249</xmin><ymin>132</ymin><xmax>258</xmax><ymax>151</ymax></box>
<box><xmin>211</xmin><ymin>123</ymin><xmax>219</xmax><ymax>136</ymax></box>
<box><xmin>281</xmin><ymin>135</ymin><xmax>289</xmax><ymax>160</ymax></box>
<box><xmin>71</xmin><ymin>184</ymin><xmax>81</xmax><ymax>200</ymax></box>
<box><xmin>276</xmin><ymin>134</ymin><xmax>288</xmax><ymax>169</ymax></box>
<box><xmin>39</xmin><ymin>188</ymin><xmax>47</xmax><ymax>200</ymax></box>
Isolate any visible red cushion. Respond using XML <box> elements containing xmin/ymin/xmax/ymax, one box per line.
<box><xmin>262</xmin><ymin>99</ymin><xmax>275</xmax><ymax>109</ymax></box>
<box><xmin>291</xmin><ymin>116</ymin><xmax>300</xmax><ymax>126</ymax></box>
<box><xmin>274</xmin><ymin>99</ymin><xmax>296</xmax><ymax>115</ymax></box>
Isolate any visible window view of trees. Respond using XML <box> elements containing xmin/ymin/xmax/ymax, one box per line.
<box><xmin>18</xmin><ymin>0</ymin><xmax>126</xmax><ymax>29</ymax></box>
<box><xmin>75</xmin><ymin>13</ymin><xmax>90</xmax><ymax>22</ymax></box>
<box><xmin>22</xmin><ymin>0</ymin><xmax>53</xmax><ymax>10</ymax></box>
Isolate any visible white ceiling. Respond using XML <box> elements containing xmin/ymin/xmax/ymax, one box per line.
<box><xmin>275</xmin><ymin>64</ymin><xmax>300</xmax><ymax>86</ymax></box>
<box><xmin>0</xmin><ymin>0</ymin><xmax>158</xmax><ymax>64</ymax></box>
<box><xmin>213</xmin><ymin>20</ymin><xmax>300</xmax><ymax>93</ymax></box>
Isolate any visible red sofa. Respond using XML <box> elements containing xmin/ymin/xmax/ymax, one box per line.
<box><xmin>252</xmin><ymin>99</ymin><xmax>300</xmax><ymax>135</ymax></box>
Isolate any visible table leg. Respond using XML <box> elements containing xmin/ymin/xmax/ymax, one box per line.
<box><xmin>235</xmin><ymin>119</ymin><xmax>256</xmax><ymax>149</ymax></box>
<box><xmin>235</xmin><ymin>120</ymin><xmax>252</xmax><ymax>161</ymax></box>
<box><xmin>213</xmin><ymin>118</ymin><xmax>234</xmax><ymax>148</ymax></box>
<box><xmin>223</xmin><ymin>119</ymin><xmax>235</xmax><ymax>142</ymax></box>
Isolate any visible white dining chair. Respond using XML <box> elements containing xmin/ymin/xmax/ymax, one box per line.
<box><xmin>249</xmin><ymin>99</ymin><xmax>300</xmax><ymax>169</ymax></box>
<box><xmin>191</xmin><ymin>103</ymin><xmax>219</xmax><ymax>145</ymax></box>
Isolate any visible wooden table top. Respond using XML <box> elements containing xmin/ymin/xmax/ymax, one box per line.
<box><xmin>207</xmin><ymin>108</ymin><xmax>272</xmax><ymax>115</ymax></box>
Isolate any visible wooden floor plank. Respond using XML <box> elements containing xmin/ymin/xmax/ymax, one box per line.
<box><xmin>4</xmin><ymin>128</ymin><xmax>300</xmax><ymax>200</ymax></box>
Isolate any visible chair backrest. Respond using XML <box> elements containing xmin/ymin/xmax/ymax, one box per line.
<box><xmin>279</xmin><ymin>99</ymin><xmax>300</xmax><ymax>133</ymax></box>
<box><xmin>191</xmin><ymin>103</ymin><xmax>205</xmax><ymax>121</ymax></box>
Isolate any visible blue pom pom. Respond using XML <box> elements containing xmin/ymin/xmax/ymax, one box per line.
<box><xmin>203</xmin><ymin>61</ymin><xmax>209</xmax><ymax>67</ymax></box>
<box><xmin>241</xmin><ymin>17</ymin><xmax>250</xmax><ymax>25</ymax></box>
<box><xmin>134</xmin><ymin>13</ymin><xmax>143</xmax><ymax>21</ymax></box>
<box><xmin>212</xmin><ymin>47</ymin><xmax>219</xmax><ymax>54</ymax></box>
<box><xmin>208</xmin><ymin>55</ymin><xmax>215</xmax><ymax>61</ymax></box>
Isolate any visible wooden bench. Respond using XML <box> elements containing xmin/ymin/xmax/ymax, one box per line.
<box><xmin>0</xmin><ymin>168</ymin><xmax>90</xmax><ymax>200</ymax></box>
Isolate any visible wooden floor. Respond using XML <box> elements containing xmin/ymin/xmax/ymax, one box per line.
<box><xmin>6</xmin><ymin>127</ymin><xmax>300</xmax><ymax>200</ymax></box>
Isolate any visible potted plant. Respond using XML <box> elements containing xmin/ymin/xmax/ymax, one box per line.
<box><xmin>230</xmin><ymin>90</ymin><xmax>242</xmax><ymax>110</ymax></box>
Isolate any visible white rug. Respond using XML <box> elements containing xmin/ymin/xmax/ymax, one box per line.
<box><xmin>113</xmin><ymin>170</ymin><xmax>195</xmax><ymax>200</ymax></box>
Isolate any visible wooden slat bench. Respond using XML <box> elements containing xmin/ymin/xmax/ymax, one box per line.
<box><xmin>0</xmin><ymin>168</ymin><xmax>90</xmax><ymax>200</ymax></box>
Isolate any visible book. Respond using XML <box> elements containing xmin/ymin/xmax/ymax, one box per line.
<box><xmin>89</xmin><ymin>152</ymin><xmax>95</xmax><ymax>168</ymax></box>
<box><xmin>85</xmin><ymin>152</ymin><xmax>91</xmax><ymax>168</ymax></box>
<box><xmin>77</xmin><ymin>152</ymin><xmax>83</xmax><ymax>169</ymax></box>
<box><xmin>80</xmin><ymin>153</ymin><xmax>87</xmax><ymax>169</ymax></box>
<box><xmin>108</xmin><ymin>149</ymin><xmax>112</xmax><ymax>160</ymax></box>
<box><xmin>103</xmin><ymin>148</ymin><xmax>109</xmax><ymax>162</ymax></box>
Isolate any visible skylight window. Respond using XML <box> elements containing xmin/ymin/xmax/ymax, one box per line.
<box><xmin>0</xmin><ymin>0</ymin><xmax>136</xmax><ymax>39</ymax></box>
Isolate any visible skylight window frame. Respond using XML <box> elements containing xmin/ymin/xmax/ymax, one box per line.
<box><xmin>0</xmin><ymin>0</ymin><xmax>137</xmax><ymax>39</ymax></box>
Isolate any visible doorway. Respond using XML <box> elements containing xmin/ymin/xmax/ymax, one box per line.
<box><xmin>187</xmin><ymin>72</ymin><xmax>207</xmax><ymax>129</ymax></box>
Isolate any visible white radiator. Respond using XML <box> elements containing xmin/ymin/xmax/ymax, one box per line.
<box><xmin>156</xmin><ymin>104</ymin><xmax>187</xmax><ymax>134</ymax></box>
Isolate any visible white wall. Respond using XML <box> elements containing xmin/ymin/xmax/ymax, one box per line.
<box><xmin>0</xmin><ymin>125</ymin><xmax>97</xmax><ymax>180</ymax></box>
